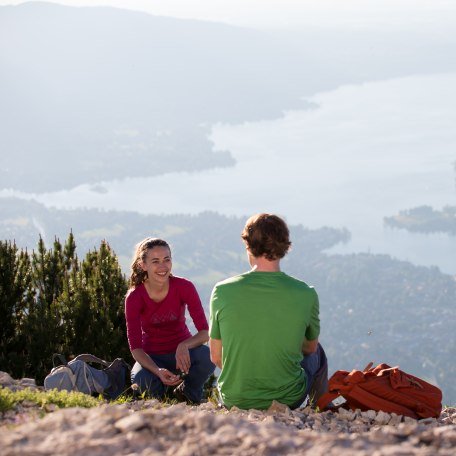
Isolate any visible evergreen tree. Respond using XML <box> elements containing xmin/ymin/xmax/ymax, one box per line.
<box><xmin>25</xmin><ymin>235</ymin><xmax>77</xmax><ymax>380</ymax></box>
<box><xmin>59</xmin><ymin>240</ymin><xmax>129</xmax><ymax>362</ymax></box>
<box><xmin>0</xmin><ymin>241</ymin><xmax>33</xmax><ymax>377</ymax></box>
<box><xmin>1</xmin><ymin>233</ymin><xmax>130</xmax><ymax>382</ymax></box>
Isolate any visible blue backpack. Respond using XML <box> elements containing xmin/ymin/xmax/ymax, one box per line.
<box><xmin>44</xmin><ymin>354</ymin><xmax>130</xmax><ymax>400</ymax></box>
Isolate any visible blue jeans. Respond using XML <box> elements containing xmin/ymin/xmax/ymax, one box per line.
<box><xmin>131</xmin><ymin>345</ymin><xmax>215</xmax><ymax>403</ymax></box>
<box><xmin>290</xmin><ymin>343</ymin><xmax>328</xmax><ymax>409</ymax></box>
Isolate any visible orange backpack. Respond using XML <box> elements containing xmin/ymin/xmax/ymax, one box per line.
<box><xmin>317</xmin><ymin>363</ymin><xmax>442</xmax><ymax>419</ymax></box>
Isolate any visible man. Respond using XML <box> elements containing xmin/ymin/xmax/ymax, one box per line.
<box><xmin>209</xmin><ymin>213</ymin><xmax>327</xmax><ymax>410</ymax></box>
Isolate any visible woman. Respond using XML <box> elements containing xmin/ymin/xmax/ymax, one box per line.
<box><xmin>125</xmin><ymin>237</ymin><xmax>215</xmax><ymax>404</ymax></box>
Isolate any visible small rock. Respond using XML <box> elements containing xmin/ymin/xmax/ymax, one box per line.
<box><xmin>248</xmin><ymin>410</ymin><xmax>265</xmax><ymax>421</ymax></box>
<box><xmin>403</xmin><ymin>416</ymin><xmax>417</xmax><ymax>424</ymax></box>
<box><xmin>418</xmin><ymin>417</ymin><xmax>436</xmax><ymax>425</ymax></box>
<box><xmin>115</xmin><ymin>413</ymin><xmax>148</xmax><ymax>432</ymax></box>
<box><xmin>374</xmin><ymin>411</ymin><xmax>391</xmax><ymax>425</ymax></box>
<box><xmin>198</xmin><ymin>401</ymin><xmax>216</xmax><ymax>411</ymax></box>
<box><xmin>395</xmin><ymin>423</ymin><xmax>419</xmax><ymax>437</ymax></box>
<box><xmin>0</xmin><ymin>371</ymin><xmax>14</xmax><ymax>386</ymax></box>
<box><xmin>328</xmin><ymin>421</ymin><xmax>342</xmax><ymax>432</ymax></box>
<box><xmin>44</xmin><ymin>404</ymin><xmax>58</xmax><ymax>413</ymax></box>
<box><xmin>21</xmin><ymin>400</ymin><xmax>37</xmax><ymax>408</ymax></box>
<box><xmin>350</xmin><ymin>424</ymin><xmax>368</xmax><ymax>432</ymax></box>
<box><xmin>300</xmin><ymin>406</ymin><xmax>315</xmax><ymax>415</ymax></box>
<box><xmin>338</xmin><ymin>408</ymin><xmax>355</xmax><ymax>421</ymax></box>
<box><xmin>19</xmin><ymin>378</ymin><xmax>36</xmax><ymax>387</ymax></box>
<box><xmin>267</xmin><ymin>400</ymin><xmax>290</xmax><ymax>415</ymax></box>
<box><xmin>387</xmin><ymin>413</ymin><xmax>402</xmax><ymax>426</ymax></box>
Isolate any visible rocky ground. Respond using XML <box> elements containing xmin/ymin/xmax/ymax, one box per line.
<box><xmin>1</xmin><ymin>372</ymin><xmax>455</xmax><ymax>455</ymax></box>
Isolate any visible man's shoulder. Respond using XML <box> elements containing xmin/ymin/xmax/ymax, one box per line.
<box><xmin>276</xmin><ymin>274</ymin><xmax>318</xmax><ymax>299</ymax></box>
<box><xmin>215</xmin><ymin>272</ymin><xmax>315</xmax><ymax>287</ymax></box>
<box><xmin>282</xmin><ymin>273</ymin><xmax>313</xmax><ymax>287</ymax></box>
<box><xmin>214</xmin><ymin>272</ymin><xmax>248</xmax><ymax>288</ymax></box>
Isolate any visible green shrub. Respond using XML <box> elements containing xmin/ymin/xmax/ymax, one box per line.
<box><xmin>0</xmin><ymin>234</ymin><xmax>130</xmax><ymax>384</ymax></box>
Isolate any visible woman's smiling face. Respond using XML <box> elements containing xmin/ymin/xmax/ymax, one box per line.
<box><xmin>141</xmin><ymin>245</ymin><xmax>172</xmax><ymax>285</ymax></box>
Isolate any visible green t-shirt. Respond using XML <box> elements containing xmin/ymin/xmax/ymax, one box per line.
<box><xmin>209</xmin><ymin>270</ymin><xmax>320</xmax><ymax>410</ymax></box>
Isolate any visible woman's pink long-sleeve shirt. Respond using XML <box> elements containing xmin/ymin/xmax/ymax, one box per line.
<box><xmin>125</xmin><ymin>276</ymin><xmax>209</xmax><ymax>354</ymax></box>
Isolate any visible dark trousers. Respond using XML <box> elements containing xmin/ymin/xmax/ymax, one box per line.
<box><xmin>131</xmin><ymin>345</ymin><xmax>215</xmax><ymax>403</ymax></box>
<box><xmin>291</xmin><ymin>343</ymin><xmax>329</xmax><ymax>409</ymax></box>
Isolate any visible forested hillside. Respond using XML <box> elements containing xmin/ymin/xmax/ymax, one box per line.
<box><xmin>1</xmin><ymin>197</ymin><xmax>455</xmax><ymax>403</ymax></box>
<box><xmin>385</xmin><ymin>205</ymin><xmax>456</xmax><ymax>235</ymax></box>
<box><xmin>384</xmin><ymin>164</ymin><xmax>455</xmax><ymax>235</ymax></box>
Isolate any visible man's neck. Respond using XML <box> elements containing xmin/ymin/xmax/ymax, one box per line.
<box><xmin>250</xmin><ymin>256</ymin><xmax>281</xmax><ymax>272</ymax></box>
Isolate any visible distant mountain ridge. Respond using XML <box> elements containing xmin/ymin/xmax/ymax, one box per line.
<box><xmin>1</xmin><ymin>2</ymin><xmax>456</xmax><ymax>191</ymax></box>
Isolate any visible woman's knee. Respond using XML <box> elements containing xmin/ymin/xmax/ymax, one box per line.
<box><xmin>131</xmin><ymin>363</ymin><xmax>164</xmax><ymax>396</ymax></box>
<box><xmin>190</xmin><ymin>345</ymin><xmax>215</xmax><ymax>375</ymax></box>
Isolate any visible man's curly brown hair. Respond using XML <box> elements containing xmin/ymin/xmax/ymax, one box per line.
<box><xmin>241</xmin><ymin>213</ymin><xmax>291</xmax><ymax>260</ymax></box>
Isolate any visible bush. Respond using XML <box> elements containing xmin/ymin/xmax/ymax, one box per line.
<box><xmin>0</xmin><ymin>234</ymin><xmax>130</xmax><ymax>383</ymax></box>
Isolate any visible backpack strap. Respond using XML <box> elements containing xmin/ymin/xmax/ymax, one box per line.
<box><xmin>316</xmin><ymin>368</ymin><xmax>365</xmax><ymax>411</ymax></box>
<box><xmin>81</xmin><ymin>362</ymin><xmax>105</xmax><ymax>395</ymax></box>
<box><xmin>316</xmin><ymin>391</ymin><xmax>340</xmax><ymax>411</ymax></box>
<box><xmin>72</xmin><ymin>354</ymin><xmax>110</xmax><ymax>367</ymax></box>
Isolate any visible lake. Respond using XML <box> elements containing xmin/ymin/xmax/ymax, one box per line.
<box><xmin>3</xmin><ymin>72</ymin><xmax>455</xmax><ymax>273</ymax></box>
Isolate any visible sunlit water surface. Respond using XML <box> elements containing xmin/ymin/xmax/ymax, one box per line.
<box><xmin>2</xmin><ymin>73</ymin><xmax>455</xmax><ymax>273</ymax></box>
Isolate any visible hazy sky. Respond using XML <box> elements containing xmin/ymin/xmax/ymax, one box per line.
<box><xmin>1</xmin><ymin>0</ymin><xmax>455</xmax><ymax>274</ymax></box>
<box><xmin>1</xmin><ymin>0</ymin><xmax>456</xmax><ymax>34</ymax></box>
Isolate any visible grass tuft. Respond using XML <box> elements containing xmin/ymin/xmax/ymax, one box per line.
<box><xmin>0</xmin><ymin>386</ymin><xmax>104</xmax><ymax>413</ymax></box>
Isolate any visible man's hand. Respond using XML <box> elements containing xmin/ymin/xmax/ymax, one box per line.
<box><xmin>302</xmin><ymin>338</ymin><xmax>319</xmax><ymax>355</ymax></box>
<box><xmin>157</xmin><ymin>368</ymin><xmax>182</xmax><ymax>386</ymax></box>
<box><xmin>175</xmin><ymin>341</ymin><xmax>191</xmax><ymax>374</ymax></box>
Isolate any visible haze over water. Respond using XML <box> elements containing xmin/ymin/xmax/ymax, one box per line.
<box><xmin>5</xmin><ymin>73</ymin><xmax>455</xmax><ymax>273</ymax></box>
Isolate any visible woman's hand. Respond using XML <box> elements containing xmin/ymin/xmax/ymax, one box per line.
<box><xmin>175</xmin><ymin>341</ymin><xmax>191</xmax><ymax>374</ymax></box>
<box><xmin>157</xmin><ymin>368</ymin><xmax>182</xmax><ymax>386</ymax></box>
